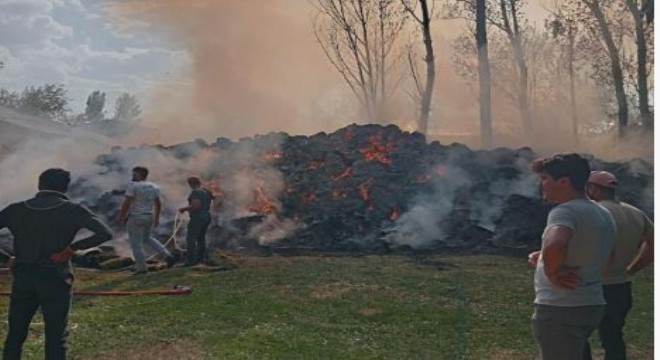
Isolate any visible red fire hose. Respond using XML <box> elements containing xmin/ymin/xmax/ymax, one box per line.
<box><xmin>0</xmin><ymin>285</ymin><xmax>193</xmax><ymax>297</ymax></box>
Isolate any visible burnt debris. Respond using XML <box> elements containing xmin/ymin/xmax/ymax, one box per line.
<box><xmin>1</xmin><ymin>124</ymin><xmax>652</xmax><ymax>262</ymax></box>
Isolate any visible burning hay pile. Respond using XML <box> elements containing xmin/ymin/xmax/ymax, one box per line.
<box><xmin>3</xmin><ymin>124</ymin><xmax>652</xmax><ymax>263</ymax></box>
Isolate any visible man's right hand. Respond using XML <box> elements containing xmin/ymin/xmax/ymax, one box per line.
<box><xmin>552</xmin><ymin>268</ymin><xmax>580</xmax><ymax>290</ymax></box>
<box><xmin>5</xmin><ymin>257</ymin><xmax>15</xmax><ymax>269</ymax></box>
<box><xmin>50</xmin><ymin>247</ymin><xmax>76</xmax><ymax>263</ymax></box>
<box><xmin>528</xmin><ymin>251</ymin><xmax>541</xmax><ymax>267</ymax></box>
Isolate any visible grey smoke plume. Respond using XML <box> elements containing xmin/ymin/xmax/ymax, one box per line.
<box><xmin>383</xmin><ymin>154</ymin><xmax>540</xmax><ymax>249</ymax></box>
<box><xmin>383</xmin><ymin>165</ymin><xmax>470</xmax><ymax>248</ymax></box>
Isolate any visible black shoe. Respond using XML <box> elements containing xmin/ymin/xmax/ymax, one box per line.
<box><xmin>166</xmin><ymin>256</ymin><xmax>177</xmax><ymax>268</ymax></box>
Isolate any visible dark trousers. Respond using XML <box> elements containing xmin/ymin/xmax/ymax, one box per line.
<box><xmin>3</xmin><ymin>265</ymin><xmax>72</xmax><ymax>360</ymax></box>
<box><xmin>532</xmin><ymin>304</ymin><xmax>604</xmax><ymax>360</ymax></box>
<box><xmin>584</xmin><ymin>282</ymin><xmax>633</xmax><ymax>360</ymax></box>
<box><xmin>186</xmin><ymin>214</ymin><xmax>211</xmax><ymax>265</ymax></box>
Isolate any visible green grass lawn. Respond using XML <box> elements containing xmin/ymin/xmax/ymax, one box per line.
<box><xmin>0</xmin><ymin>254</ymin><xmax>653</xmax><ymax>359</ymax></box>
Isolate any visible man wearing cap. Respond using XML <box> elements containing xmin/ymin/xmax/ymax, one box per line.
<box><xmin>584</xmin><ymin>171</ymin><xmax>654</xmax><ymax>360</ymax></box>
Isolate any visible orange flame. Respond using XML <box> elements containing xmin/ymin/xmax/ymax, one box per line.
<box><xmin>389</xmin><ymin>208</ymin><xmax>401</xmax><ymax>221</ymax></box>
<box><xmin>203</xmin><ymin>180</ymin><xmax>224</xmax><ymax>203</ymax></box>
<box><xmin>331</xmin><ymin>167</ymin><xmax>352</xmax><ymax>181</ymax></box>
<box><xmin>332</xmin><ymin>189</ymin><xmax>348</xmax><ymax>199</ymax></box>
<box><xmin>359</xmin><ymin>182</ymin><xmax>371</xmax><ymax>201</ymax></box>
<box><xmin>307</xmin><ymin>160</ymin><xmax>325</xmax><ymax>171</ymax></box>
<box><xmin>359</xmin><ymin>134</ymin><xmax>394</xmax><ymax>166</ymax></box>
<box><xmin>417</xmin><ymin>165</ymin><xmax>448</xmax><ymax>183</ymax></box>
<box><xmin>302</xmin><ymin>191</ymin><xmax>317</xmax><ymax>204</ymax></box>
<box><xmin>248</xmin><ymin>186</ymin><xmax>277</xmax><ymax>215</ymax></box>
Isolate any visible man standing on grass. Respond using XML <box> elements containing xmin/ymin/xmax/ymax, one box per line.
<box><xmin>118</xmin><ymin>166</ymin><xmax>176</xmax><ymax>274</ymax></box>
<box><xmin>0</xmin><ymin>168</ymin><xmax>113</xmax><ymax>360</ymax></box>
<box><xmin>527</xmin><ymin>153</ymin><xmax>616</xmax><ymax>360</ymax></box>
<box><xmin>583</xmin><ymin>170</ymin><xmax>654</xmax><ymax>360</ymax></box>
<box><xmin>178</xmin><ymin>176</ymin><xmax>214</xmax><ymax>266</ymax></box>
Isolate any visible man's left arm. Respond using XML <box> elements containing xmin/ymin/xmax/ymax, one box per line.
<box><xmin>117</xmin><ymin>196</ymin><xmax>133</xmax><ymax>225</ymax></box>
<box><xmin>627</xmin><ymin>218</ymin><xmax>654</xmax><ymax>276</ymax></box>
<box><xmin>154</xmin><ymin>196</ymin><xmax>161</xmax><ymax>227</ymax></box>
<box><xmin>542</xmin><ymin>225</ymin><xmax>579</xmax><ymax>290</ymax></box>
<box><xmin>51</xmin><ymin>206</ymin><xmax>114</xmax><ymax>263</ymax></box>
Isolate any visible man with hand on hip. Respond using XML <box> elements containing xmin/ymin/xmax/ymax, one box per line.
<box><xmin>0</xmin><ymin>168</ymin><xmax>113</xmax><ymax>360</ymax></box>
<box><xmin>527</xmin><ymin>153</ymin><xmax>616</xmax><ymax>360</ymax></box>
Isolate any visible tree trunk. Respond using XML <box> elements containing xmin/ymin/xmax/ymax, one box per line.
<box><xmin>500</xmin><ymin>0</ymin><xmax>533</xmax><ymax>137</ymax></box>
<box><xmin>568</xmin><ymin>29</ymin><xmax>578</xmax><ymax>144</ymax></box>
<box><xmin>626</xmin><ymin>0</ymin><xmax>652</xmax><ymax>130</ymax></box>
<box><xmin>477</xmin><ymin>0</ymin><xmax>493</xmax><ymax>148</ymax></box>
<box><xmin>584</xmin><ymin>0</ymin><xmax>629</xmax><ymax>137</ymax></box>
<box><xmin>418</xmin><ymin>0</ymin><xmax>435</xmax><ymax>136</ymax></box>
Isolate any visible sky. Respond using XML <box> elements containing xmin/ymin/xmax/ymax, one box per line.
<box><xmin>0</xmin><ymin>0</ymin><xmax>653</xmax><ymax>162</ymax></box>
<box><xmin>0</xmin><ymin>0</ymin><xmax>191</xmax><ymax>117</ymax></box>
<box><xmin>0</xmin><ymin>0</ymin><xmax>365</xmax><ymax>143</ymax></box>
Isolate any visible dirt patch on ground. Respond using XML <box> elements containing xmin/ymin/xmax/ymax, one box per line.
<box><xmin>310</xmin><ymin>281</ymin><xmax>382</xmax><ymax>300</ymax></box>
<box><xmin>88</xmin><ymin>339</ymin><xmax>206</xmax><ymax>360</ymax></box>
<box><xmin>359</xmin><ymin>307</ymin><xmax>383</xmax><ymax>316</ymax></box>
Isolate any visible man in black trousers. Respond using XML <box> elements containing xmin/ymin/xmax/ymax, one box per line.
<box><xmin>0</xmin><ymin>168</ymin><xmax>113</xmax><ymax>360</ymax></box>
<box><xmin>178</xmin><ymin>176</ymin><xmax>214</xmax><ymax>266</ymax></box>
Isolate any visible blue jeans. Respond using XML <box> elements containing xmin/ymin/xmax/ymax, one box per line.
<box><xmin>532</xmin><ymin>304</ymin><xmax>605</xmax><ymax>360</ymax></box>
<box><xmin>127</xmin><ymin>215</ymin><xmax>172</xmax><ymax>272</ymax></box>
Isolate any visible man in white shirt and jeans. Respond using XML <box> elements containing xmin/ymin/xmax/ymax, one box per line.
<box><xmin>118</xmin><ymin>166</ymin><xmax>175</xmax><ymax>274</ymax></box>
<box><xmin>528</xmin><ymin>153</ymin><xmax>616</xmax><ymax>360</ymax></box>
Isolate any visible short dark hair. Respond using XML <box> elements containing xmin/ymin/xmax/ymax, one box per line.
<box><xmin>38</xmin><ymin>168</ymin><xmax>71</xmax><ymax>193</ymax></box>
<box><xmin>132</xmin><ymin>166</ymin><xmax>149</xmax><ymax>180</ymax></box>
<box><xmin>532</xmin><ymin>153</ymin><xmax>590</xmax><ymax>192</ymax></box>
<box><xmin>187</xmin><ymin>176</ymin><xmax>202</xmax><ymax>186</ymax></box>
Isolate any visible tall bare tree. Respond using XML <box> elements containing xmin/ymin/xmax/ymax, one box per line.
<box><xmin>625</xmin><ymin>0</ymin><xmax>653</xmax><ymax>130</ymax></box>
<box><xmin>402</xmin><ymin>0</ymin><xmax>436</xmax><ymax>135</ymax></box>
<box><xmin>476</xmin><ymin>0</ymin><xmax>493</xmax><ymax>147</ymax></box>
<box><xmin>580</xmin><ymin>0</ymin><xmax>630</xmax><ymax>136</ymax></box>
<box><xmin>449</xmin><ymin>0</ymin><xmax>532</xmax><ymax>137</ymax></box>
<box><xmin>313</xmin><ymin>0</ymin><xmax>408</xmax><ymax>122</ymax></box>
<box><xmin>548</xmin><ymin>16</ymin><xmax>580</xmax><ymax>143</ymax></box>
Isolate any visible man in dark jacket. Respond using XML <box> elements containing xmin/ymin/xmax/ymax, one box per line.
<box><xmin>178</xmin><ymin>176</ymin><xmax>214</xmax><ymax>266</ymax></box>
<box><xmin>0</xmin><ymin>168</ymin><xmax>113</xmax><ymax>360</ymax></box>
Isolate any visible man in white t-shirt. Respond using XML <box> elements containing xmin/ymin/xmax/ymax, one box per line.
<box><xmin>118</xmin><ymin>166</ymin><xmax>175</xmax><ymax>274</ymax></box>
<box><xmin>527</xmin><ymin>153</ymin><xmax>616</xmax><ymax>360</ymax></box>
<box><xmin>583</xmin><ymin>171</ymin><xmax>654</xmax><ymax>360</ymax></box>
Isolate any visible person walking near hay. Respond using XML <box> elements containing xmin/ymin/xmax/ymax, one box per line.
<box><xmin>179</xmin><ymin>176</ymin><xmax>214</xmax><ymax>266</ymax></box>
<box><xmin>118</xmin><ymin>166</ymin><xmax>176</xmax><ymax>274</ymax></box>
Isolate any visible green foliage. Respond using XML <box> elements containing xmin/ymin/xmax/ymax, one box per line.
<box><xmin>0</xmin><ymin>255</ymin><xmax>652</xmax><ymax>359</ymax></box>
<box><xmin>113</xmin><ymin>93</ymin><xmax>141</xmax><ymax>122</ymax></box>
<box><xmin>84</xmin><ymin>90</ymin><xmax>106</xmax><ymax>122</ymax></box>
<box><xmin>0</xmin><ymin>88</ymin><xmax>21</xmax><ymax>109</ymax></box>
<box><xmin>18</xmin><ymin>83</ymin><xmax>69</xmax><ymax>120</ymax></box>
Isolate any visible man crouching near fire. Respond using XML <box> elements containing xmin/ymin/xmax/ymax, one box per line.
<box><xmin>0</xmin><ymin>168</ymin><xmax>113</xmax><ymax>360</ymax></box>
<box><xmin>527</xmin><ymin>153</ymin><xmax>616</xmax><ymax>360</ymax></box>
